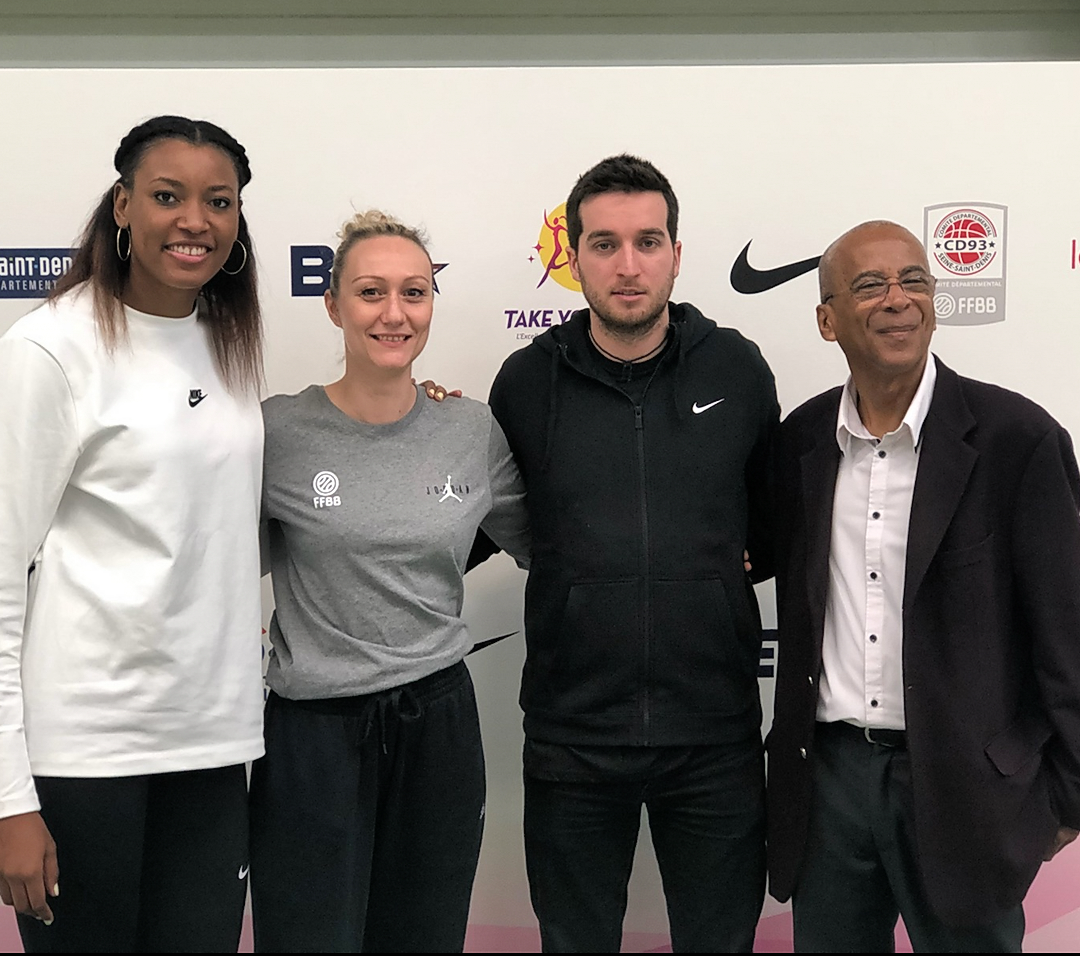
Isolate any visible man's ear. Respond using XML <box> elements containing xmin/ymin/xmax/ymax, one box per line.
<box><xmin>567</xmin><ymin>245</ymin><xmax>581</xmax><ymax>283</ymax></box>
<box><xmin>816</xmin><ymin>304</ymin><xmax>837</xmax><ymax>343</ymax></box>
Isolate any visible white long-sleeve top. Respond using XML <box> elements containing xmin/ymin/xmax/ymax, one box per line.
<box><xmin>0</xmin><ymin>288</ymin><xmax>265</xmax><ymax>819</ymax></box>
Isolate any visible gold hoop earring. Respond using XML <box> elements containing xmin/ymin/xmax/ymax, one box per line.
<box><xmin>115</xmin><ymin>226</ymin><xmax>131</xmax><ymax>262</ymax></box>
<box><xmin>220</xmin><ymin>239</ymin><xmax>248</xmax><ymax>276</ymax></box>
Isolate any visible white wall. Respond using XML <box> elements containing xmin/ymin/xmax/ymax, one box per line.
<box><xmin>0</xmin><ymin>6</ymin><xmax>1077</xmax><ymax>950</ymax></box>
<box><xmin>1</xmin><ymin>64</ymin><xmax>1078</xmax><ymax>949</ymax></box>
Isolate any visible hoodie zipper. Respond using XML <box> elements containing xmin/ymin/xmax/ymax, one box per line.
<box><xmin>559</xmin><ymin>339</ymin><xmax>668</xmax><ymax>746</ymax></box>
<box><xmin>633</xmin><ymin>400</ymin><xmax>651</xmax><ymax>743</ymax></box>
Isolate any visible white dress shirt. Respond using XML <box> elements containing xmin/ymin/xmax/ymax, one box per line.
<box><xmin>816</xmin><ymin>356</ymin><xmax>938</xmax><ymax>729</ymax></box>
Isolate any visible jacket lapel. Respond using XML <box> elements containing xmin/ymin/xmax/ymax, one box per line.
<box><xmin>801</xmin><ymin>401</ymin><xmax>842</xmax><ymax>629</ymax></box>
<box><xmin>905</xmin><ymin>360</ymin><xmax>978</xmax><ymax>606</ymax></box>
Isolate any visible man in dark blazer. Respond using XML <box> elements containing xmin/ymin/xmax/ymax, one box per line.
<box><xmin>767</xmin><ymin>220</ymin><xmax>1080</xmax><ymax>952</ymax></box>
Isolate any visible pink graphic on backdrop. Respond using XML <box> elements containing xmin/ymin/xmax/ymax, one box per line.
<box><xmin>537</xmin><ymin>209</ymin><xmax>571</xmax><ymax>289</ymax></box>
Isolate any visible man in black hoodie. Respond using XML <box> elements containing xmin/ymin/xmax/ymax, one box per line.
<box><xmin>489</xmin><ymin>155</ymin><xmax>779</xmax><ymax>952</ymax></box>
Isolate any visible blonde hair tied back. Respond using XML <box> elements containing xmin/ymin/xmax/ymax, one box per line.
<box><xmin>328</xmin><ymin>209</ymin><xmax>430</xmax><ymax>297</ymax></box>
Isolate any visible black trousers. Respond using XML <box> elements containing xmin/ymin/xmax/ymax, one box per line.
<box><xmin>792</xmin><ymin>721</ymin><xmax>1025</xmax><ymax>953</ymax></box>
<box><xmin>523</xmin><ymin>739</ymin><xmax>766</xmax><ymax>953</ymax></box>
<box><xmin>18</xmin><ymin>764</ymin><xmax>249</xmax><ymax>954</ymax></box>
<box><xmin>249</xmin><ymin>661</ymin><xmax>486</xmax><ymax>953</ymax></box>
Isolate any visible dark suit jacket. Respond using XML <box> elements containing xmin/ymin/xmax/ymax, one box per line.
<box><xmin>767</xmin><ymin>357</ymin><xmax>1080</xmax><ymax>926</ymax></box>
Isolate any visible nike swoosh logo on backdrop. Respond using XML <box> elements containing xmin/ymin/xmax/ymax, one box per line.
<box><xmin>729</xmin><ymin>241</ymin><xmax>821</xmax><ymax>294</ymax></box>
<box><xmin>692</xmin><ymin>399</ymin><xmax>725</xmax><ymax>414</ymax></box>
<box><xmin>467</xmin><ymin>631</ymin><xmax>519</xmax><ymax>655</ymax></box>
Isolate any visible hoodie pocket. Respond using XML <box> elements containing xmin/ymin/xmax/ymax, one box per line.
<box><xmin>540</xmin><ymin>578</ymin><xmax>641</xmax><ymax>715</ymax></box>
<box><xmin>651</xmin><ymin>577</ymin><xmax>759</xmax><ymax>716</ymax></box>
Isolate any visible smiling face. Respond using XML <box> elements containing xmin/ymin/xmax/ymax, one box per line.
<box><xmin>566</xmin><ymin>190</ymin><xmax>681</xmax><ymax>340</ymax></box>
<box><xmin>324</xmin><ymin>234</ymin><xmax>434</xmax><ymax>378</ymax></box>
<box><xmin>817</xmin><ymin>223</ymin><xmax>937</xmax><ymax>388</ymax></box>
<box><xmin>113</xmin><ymin>138</ymin><xmax>240</xmax><ymax>318</ymax></box>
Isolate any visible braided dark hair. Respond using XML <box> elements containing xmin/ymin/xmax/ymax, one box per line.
<box><xmin>113</xmin><ymin>116</ymin><xmax>252</xmax><ymax>192</ymax></box>
<box><xmin>50</xmin><ymin>115</ymin><xmax>262</xmax><ymax>391</ymax></box>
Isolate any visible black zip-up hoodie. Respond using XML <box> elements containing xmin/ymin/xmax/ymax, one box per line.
<box><xmin>490</xmin><ymin>303</ymin><xmax>779</xmax><ymax>747</ymax></box>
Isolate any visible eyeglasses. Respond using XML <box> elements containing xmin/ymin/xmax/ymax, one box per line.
<box><xmin>822</xmin><ymin>273</ymin><xmax>936</xmax><ymax>305</ymax></box>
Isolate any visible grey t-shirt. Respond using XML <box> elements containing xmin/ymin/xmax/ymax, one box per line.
<box><xmin>262</xmin><ymin>384</ymin><xmax>529</xmax><ymax>699</ymax></box>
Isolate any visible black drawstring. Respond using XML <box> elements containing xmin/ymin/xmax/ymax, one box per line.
<box><xmin>669</xmin><ymin>321</ymin><xmax>691</xmax><ymax>423</ymax></box>
<box><xmin>541</xmin><ymin>345</ymin><xmax>562</xmax><ymax>473</ymax></box>
<box><xmin>355</xmin><ymin>685</ymin><xmax>423</xmax><ymax>754</ymax></box>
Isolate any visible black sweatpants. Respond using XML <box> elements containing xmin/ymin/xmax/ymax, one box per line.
<box><xmin>18</xmin><ymin>764</ymin><xmax>249</xmax><ymax>954</ymax></box>
<box><xmin>249</xmin><ymin>661</ymin><xmax>486</xmax><ymax>953</ymax></box>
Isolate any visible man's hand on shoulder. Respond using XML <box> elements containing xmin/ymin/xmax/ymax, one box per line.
<box><xmin>0</xmin><ymin>812</ymin><xmax>59</xmax><ymax>923</ymax></box>
<box><xmin>1044</xmin><ymin>825</ymin><xmax>1079</xmax><ymax>861</ymax></box>
<box><xmin>416</xmin><ymin>379</ymin><xmax>462</xmax><ymax>402</ymax></box>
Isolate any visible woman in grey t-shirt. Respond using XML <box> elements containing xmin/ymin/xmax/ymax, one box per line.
<box><xmin>251</xmin><ymin>210</ymin><xmax>528</xmax><ymax>953</ymax></box>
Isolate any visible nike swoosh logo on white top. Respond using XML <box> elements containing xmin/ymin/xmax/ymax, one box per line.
<box><xmin>692</xmin><ymin>399</ymin><xmax>725</xmax><ymax>414</ymax></box>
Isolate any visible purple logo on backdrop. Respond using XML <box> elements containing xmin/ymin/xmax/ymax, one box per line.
<box><xmin>502</xmin><ymin>202</ymin><xmax>583</xmax><ymax>341</ymax></box>
<box><xmin>290</xmin><ymin>245</ymin><xmax>447</xmax><ymax>297</ymax></box>
<box><xmin>0</xmin><ymin>249</ymin><xmax>75</xmax><ymax>298</ymax></box>
<box><xmin>503</xmin><ymin>307</ymin><xmax>576</xmax><ymax>330</ymax></box>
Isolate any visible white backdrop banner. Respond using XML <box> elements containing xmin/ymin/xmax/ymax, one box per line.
<box><xmin>1</xmin><ymin>64</ymin><xmax>1078</xmax><ymax>952</ymax></box>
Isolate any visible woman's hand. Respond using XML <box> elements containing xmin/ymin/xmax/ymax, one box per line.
<box><xmin>0</xmin><ymin>812</ymin><xmax>59</xmax><ymax>924</ymax></box>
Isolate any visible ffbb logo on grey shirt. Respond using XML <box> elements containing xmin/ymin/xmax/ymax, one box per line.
<box><xmin>312</xmin><ymin>470</ymin><xmax>341</xmax><ymax>509</ymax></box>
<box><xmin>313</xmin><ymin>471</ymin><xmax>473</xmax><ymax>508</ymax></box>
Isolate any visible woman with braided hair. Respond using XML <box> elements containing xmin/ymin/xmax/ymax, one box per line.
<box><xmin>0</xmin><ymin>115</ymin><xmax>264</xmax><ymax>952</ymax></box>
